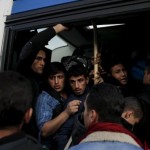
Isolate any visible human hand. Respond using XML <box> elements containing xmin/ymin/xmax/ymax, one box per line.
<box><xmin>91</xmin><ymin>53</ymin><xmax>101</xmax><ymax>65</ymax></box>
<box><xmin>64</xmin><ymin>100</ymin><xmax>81</xmax><ymax>116</ymax></box>
<box><xmin>89</xmin><ymin>70</ymin><xmax>103</xmax><ymax>84</ymax></box>
<box><xmin>53</xmin><ymin>24</ymin><xmax>69</xmax><ymax>33</ymax></box>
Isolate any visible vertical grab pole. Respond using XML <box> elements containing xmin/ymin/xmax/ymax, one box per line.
<box><xmin>92</xmin><ymin>21</ymin><xmax>103</xmax><ymax>85</ymax></box>
<box><xmin>92</xmin><ymin>21</ymin><xmax>98</xmax><ymax>85</ymax></box>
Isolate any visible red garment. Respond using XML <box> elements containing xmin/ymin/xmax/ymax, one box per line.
<box><xmin>80</xmin><ymin>122</ymin><xmax>148</xmax><ymax>150</ymax></box>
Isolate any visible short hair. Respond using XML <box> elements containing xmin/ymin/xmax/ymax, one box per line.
<box><xmin>67</xmin><ymin>64</ymin><xmax>88</xmax><ymax>79</ymax></box>
<box><xmin>103</xmin><ymin>56</ymin><xmax>126</xmax><ymax>74</ymax></box>
<box><xmin>44</xmin><ymin>62</ymin><xmax>66</xmax><ymax>78</ymax></box>
<box><xmin>123</xmin><ymin>97</ymin><xmax>143</xmax><ymax>119</ymax></box>
<box><xmin>86</xmin><ymin>83</ymin><xmax>125</xmax><ymax>123</ymax></box>
<box><xmin>0</xmin><ymin>71</ymin><xmax>33</xmax><ymax>129</ymax></box>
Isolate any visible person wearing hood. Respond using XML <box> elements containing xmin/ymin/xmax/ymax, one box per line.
<box><xmin>17</xmin><ymin>24</ymin><xmax>68</xmax><ymax>139</ymax></box>
<box><xmin>17</xmin><ymin>24</ymin><xmax>68</xmax><ymax>97</ymax></box>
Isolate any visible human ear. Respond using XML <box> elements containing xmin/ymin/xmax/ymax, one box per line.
<box><xmin>24</xmin><ymin>108</ymin><xmax>33</xmax><ymax>124</ymax></box>
<box><xmin>122</xmin><ymin>111</ymin><xmax>133</xmax><ymax>119</ymax></box>
<box><xmin>90</xmin><ymin>109</ymin><xmax>98</xmax><ymax>123</ymax></box>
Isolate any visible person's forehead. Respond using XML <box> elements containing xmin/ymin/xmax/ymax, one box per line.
<box><xmin>69</xmin><ymin>75</ymin><xmax>85</xmax><ymax>80</ymax></box>
<box><xmin>111</xmin><ymin>64</ymin><xmax>124</xmax><ymax>70</ymax></box>
<box><xmin>50</xmin><ymin>72</ymin><xmax>65</xmax><ymax>76</ymax></box>
<box><xmin>37</xmin><ymin>50</ymin><xmax>46</xmax><ymax>56</ymax></box>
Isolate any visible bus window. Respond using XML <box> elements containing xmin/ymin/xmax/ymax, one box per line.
<box><xmin>2</xmin><ymin>1</ymin><xmax>150</xmax><ymax>72</ymax></box>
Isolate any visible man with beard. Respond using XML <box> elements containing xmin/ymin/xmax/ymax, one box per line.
<box><xmin>69</xmin><ymin>83</ymin><xmax>145</xmax><ymax>150</ymax></box>
<box><xmin>17</xmin><ymin>24</ymin><xmax>68</xmax><ymax>96</ymax></box>
<box><xmin>17</xmin><ymin>24</ymin><xmax>69</xmax><ymax>138</ymax></box>
<box><xmin>35</xmin><ymin>62</ymin><xmax>80</xmax><ymax>149</ymax></box>
<box><xmin>54</xmin><ymin>64</ymin><xmax>89</xmax><ymax>150</ymax></box>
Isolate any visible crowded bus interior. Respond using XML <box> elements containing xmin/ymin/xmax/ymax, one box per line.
<box><xmin>1</xmin><ymin>0</ymin><xmax>150</xmax><ymax>149</ymax></box>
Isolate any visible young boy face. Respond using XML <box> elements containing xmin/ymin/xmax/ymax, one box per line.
<box><xmin>48</xmin><ymin>72</ymin><xmax>65</xmax><ymax>93</ymax></box>
<box><xmin>111</xmin><ymin>64</ymin><xmax>128</xmax><ymax>85</ymax></box>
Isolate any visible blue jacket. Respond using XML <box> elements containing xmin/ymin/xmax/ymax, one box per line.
<box><xmin>69</xmin><ymin>131</ymin><xmax>144</xmax><ymax>150</ymax></box>
<box><xmin>69</xmin><ymin>141</ymin><xmax>143</xmax><ymax>150</ymax></box>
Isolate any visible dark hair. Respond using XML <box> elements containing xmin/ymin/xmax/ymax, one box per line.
<box><xmin>102</xmin><ymin>54</ymin><xmax>126</xmax><ymax>74</ymax></box>
<box><xmin>0</xmin><ymin>71</ymin><xmax>33</xmax><ymax>129</ymax></box>
<box><xmin>110</xmin><ymin>60</ymin><xmax>126</xmax><ymax>74</ymax></box>
<box><xmin>43</xmin><ymin>62</ymin><xmax>68</xmax><ymax>97</ymax></box>
<box><xmin>44</xmin><ymin>62</ymin><xmax>66</xmax><ymax>78</ymax></box>
<box><xmin>123</xmin><ymin>97</ymin><xmax>143</xmax><ymax>119</ymax></box>
<box><xmin>104</xmin><ymin>57</ymin><xmax>128</xmax><ymax>87</ymax></box>
<box><xmin>86</xmin><ymin>83</ymin><xmax>125</xmax><ymax>123</ymax></box>
<box><xmin>67</xmin><ymin>64</ymin><xmax>88</xmax><ymax>79</ymax></box>
<box><xmin>18</xmin><ymin>42</ymin><xmax>51</xmax><ymax>76</ymax></box>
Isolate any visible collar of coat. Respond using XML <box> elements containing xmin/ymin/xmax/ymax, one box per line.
<box><xmin>80</xmin><ymin>131</ymin><xmax>141</xmax><ymax>148</ymax></box>
<box><xmin>79</xmin><ymin>122</ymin><xmax>147</xmax><ymax>149</ymax></box>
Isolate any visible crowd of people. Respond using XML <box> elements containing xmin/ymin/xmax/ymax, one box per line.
<box><xmin>0</xmin><ymin>23</ymin><xmax>150</xmax><ymax>150</ymax></box>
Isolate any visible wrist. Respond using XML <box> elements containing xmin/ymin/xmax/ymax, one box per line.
<box><xmin>62</xmin><ymin>110</ymin><xmax>70</xmax><ymax>118</ymax></box>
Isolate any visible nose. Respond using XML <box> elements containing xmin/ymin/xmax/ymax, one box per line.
<box><xmin>40</xmin><ymin>59</ymin><xmax>45</xmax><ymax>66</ymax></box>
<box><xmin>75</xmin><ymin>81</ymin><xmax>79</xmax><ymax>88</ymax></box>
<box><xmin>121</xmin><ymin>71</ymin><xmax>126</xmax><ymax>76</ymax></box>
<box><xmin>54</xmin><ymin>77</ymin><xmax>58</xmax><ymax>84</ymax></box>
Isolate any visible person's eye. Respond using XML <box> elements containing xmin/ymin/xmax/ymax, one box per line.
<box><xmin>49</xmin><ymin>76</ymin><xmax>54</xmax><ymax>80</ymax></box>
<box><xmin>70</xmin><ymin>81</ymin><xmax>75</xmax><ymax>84</ymax></box>
<box><xmin>115</xmin><ymin>71</ymin><xmax>120</xmax><ymax>73</ymax></box>
<box><xmin>79</xmin><ymin>79</ymin><xmax>84</xmax><ymax>82</ymax></box>
<box><xmin>58</xmin><ymin>76</ymin><xmax>63</xmax><ymax>79</ymax></box>
<box><xmin>36</xmin><ymin>57</ymin><xmax>42</xmax><ymax>61</ymax></box>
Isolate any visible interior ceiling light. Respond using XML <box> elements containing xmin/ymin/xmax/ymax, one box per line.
<box><xmin>87</xmin><ymin>23</ymin><xmax>125</xmax><ymax>29</ymax></box>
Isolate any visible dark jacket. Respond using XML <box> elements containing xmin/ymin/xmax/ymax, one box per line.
<box><xmin>54</xmin><ymin>87</ymin><xmax>89</xmax><ymax>150</ymax></box>
<box><xmin>17</xmin><ymin>27</ymin><xmax>55</xmax><ymax>96</ymax></box>
<box><xmin>0</xmin><ymin>132</ymin><xmax>47</xmax><ymax>150</ymax></box>
<box><xmin>105</xmin><ymin>76</ymin><xmax>134</xmax><ymax>97</ymax></box>
<box><xmin>17</xmin><ymin>27</ymin><xmax>56</xmax><ymax>139</ymax></box>
<box><xmin>135</xmin><ymin>85</ymin><xmax>150</xmax><ymax>147</ymax></box>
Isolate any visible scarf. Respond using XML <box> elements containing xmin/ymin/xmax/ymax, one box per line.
<box><xmin>80</xmin><ymin>122</ymin><xmax>148</xmax><ymax>150</ymax></box>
